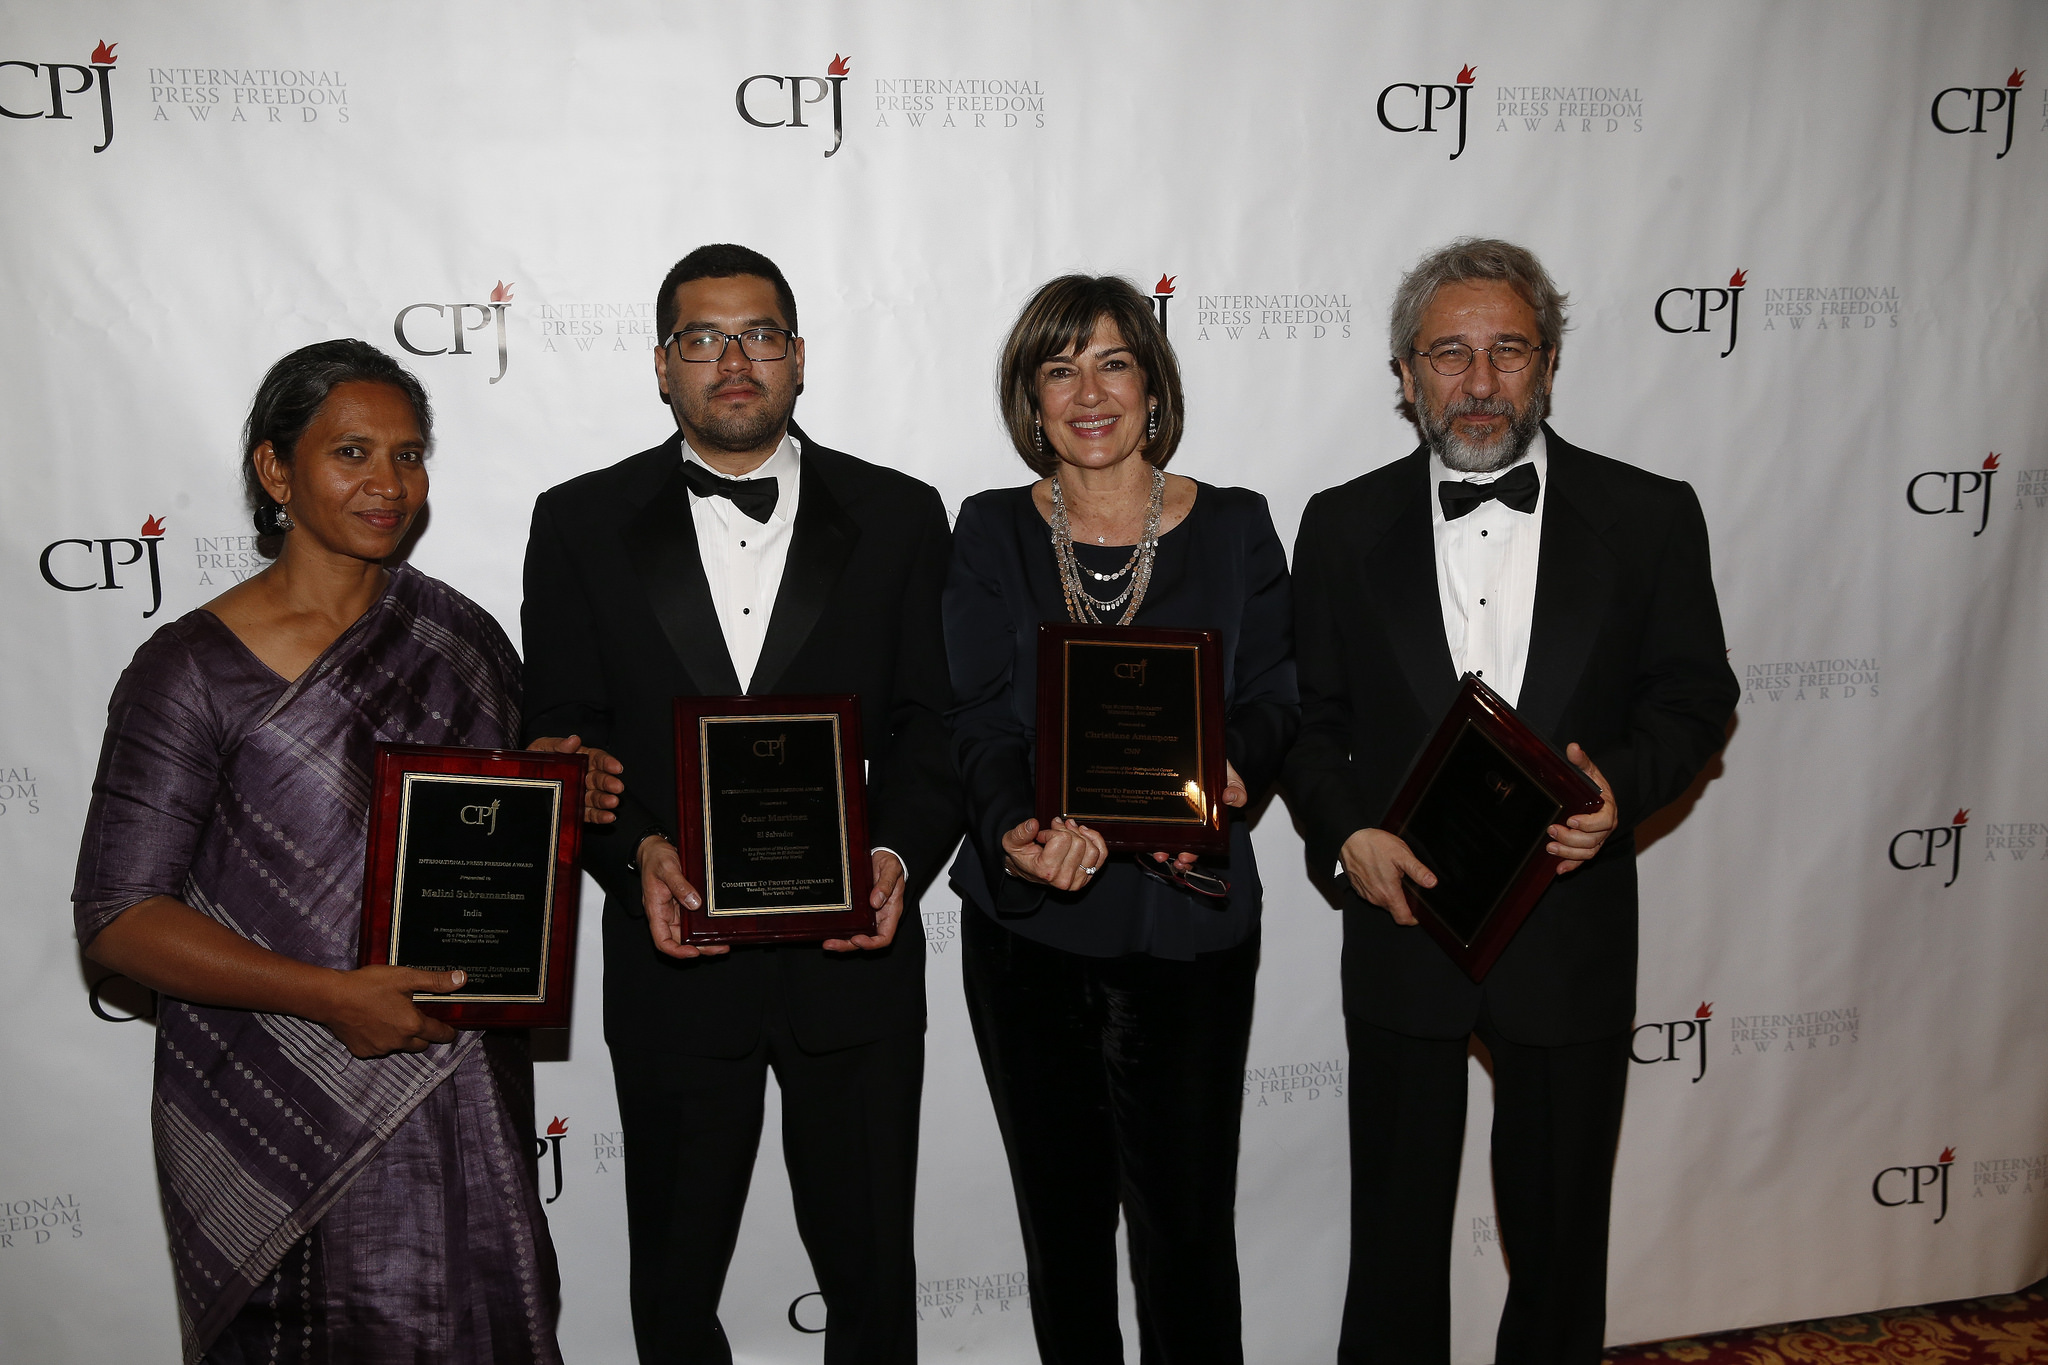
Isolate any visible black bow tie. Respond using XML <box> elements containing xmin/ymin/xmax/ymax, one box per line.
<box><xmin>1438</xmin><ymin>463</ymin><xmax>1540</xmax><ymax>521</ymax></box>
<box><xmin>680</xmin><ymin>459</ymin><xmax>778</xmax><ymax>523</ymax></box>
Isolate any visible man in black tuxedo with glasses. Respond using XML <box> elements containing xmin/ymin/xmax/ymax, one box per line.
<box><xmin>1284</xmin><ymin>238</ymin><xmax>1737</xmax><ymax>1364</ymax></box>
<box><xmin>520</xmin><ymin>243</ymin><xmax>958</xmax><ymax>1364</ymax></box>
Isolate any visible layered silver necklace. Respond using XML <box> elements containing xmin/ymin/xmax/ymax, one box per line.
<box><xmin>1050</xmin><ymin>465</ymin><xmax>1164</xmax><ymax>625</ymax></box>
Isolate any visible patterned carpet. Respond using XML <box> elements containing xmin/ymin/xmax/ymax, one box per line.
<box><xmin>1604</xmin><ymin>1278</ymin><xmax>2048</xmax><ymax>1363</ymax></box>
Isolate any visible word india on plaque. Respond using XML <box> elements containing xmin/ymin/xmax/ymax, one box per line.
<box><xmin>1380</xmin><ymin>674</ymin><xmax>1606</xmax><ymax>982</ymax></box>
<box><xmin>359</xmin><ymin>744</ymin><xmax>587</xmax><ymax>1028</ymax></box>
<box><xmin>1035</xmin><ymin>623</ymin><xmax>1228</xmax><ymax>856</ymax></box>
<box><xmin>672</xmin><ymin>694</ymin><xmax>874</xmax><ymax>945</ymax></box>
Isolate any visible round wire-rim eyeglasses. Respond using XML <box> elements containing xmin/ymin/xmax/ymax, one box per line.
<box><xmin>1413</xmin><ymin>341</ymin><xmax>1549</xmax><ymax>377</ymax></box>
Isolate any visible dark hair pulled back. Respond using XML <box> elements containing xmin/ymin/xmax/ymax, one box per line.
<box><xmin>241</xmin><ymin>339</ymin><xmax>433</xmax><ymax>540</ymax></box>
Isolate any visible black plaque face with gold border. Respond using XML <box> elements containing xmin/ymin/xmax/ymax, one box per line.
<box><xmin>1034</xmin><ymin>624</ymin><xmax>1228</xmax><ymax>855</ymax></box>
<box><xmin>359</xmin><ymin>745</ymin><xmax>587</xmax><ymax>1029</ymax></box>
<box><xmin>1379</xmin><ymin>675</ymin><xmax>1606</xmax><ymax>982</ymax></box>
<box><xmin>673</xmin><ymin>694</ymin><xmax>875</xmax><ymax>945</ymax></box>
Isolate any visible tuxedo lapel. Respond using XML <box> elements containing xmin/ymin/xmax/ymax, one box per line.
<box><xmin>1367</xmin><ymin>453</ymin><xmax>1462</xmax><ymax>722</ymax></box>
<box><xmin>1516</xmin><ymin>432</ymin><xmax>1620</xmax><ymax>742</ymax></box>
<box><xmin>622</xmin><ymin>446</ymin><xmax>743</xmax><ymax>697</ymax></box>
<box><xmin>748</xmin><ymin>451</ymin><xmax>857</xmax><ymax>695</ymax></box>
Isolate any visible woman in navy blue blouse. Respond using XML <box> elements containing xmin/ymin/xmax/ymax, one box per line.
<box><xmin>944</xmin><ymin>274</ymin><xmax>1299</xmax><ymax>1363</ymax></box>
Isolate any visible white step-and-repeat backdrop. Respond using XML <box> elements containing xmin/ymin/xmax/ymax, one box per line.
<box><xmin>2</xmin><ymin>3</ymin><xmax>2043</xmax><ymax>1361</ymax></box>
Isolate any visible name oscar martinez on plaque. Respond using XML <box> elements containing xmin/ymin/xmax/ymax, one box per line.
<box><xmin>1380</xmin><ymin>674</ymin><xmax>1605</xmax><ymax>981</ymax></box>
<box><xmin>359</xmin><ymin>744</ymin><xmax>589</xmax><ymax>1028</ymax></box>
<box><xmin>1035</xmin><ymin>623</ymin><xmax>1228</xmax><ymax>855</ymax></box>
<box><xmin>672</xmin><ymin>694</ymin><xmax>874</xmax><ymax>945</ymax></box>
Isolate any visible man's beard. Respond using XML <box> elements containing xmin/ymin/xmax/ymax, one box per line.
<box><xmin>680</xmin><ymin>378</ymin><xmax>793</xmax><ymax>454</ymax></box>
<box><xmin>1416</xmin><ymin>374</ymin><xmax>1550</xmax><ymax>473</ymax></box>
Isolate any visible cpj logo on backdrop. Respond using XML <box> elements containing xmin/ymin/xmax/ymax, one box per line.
<box><xmin>1655</xmin><ymin>270</ymin><xmax>1747</xmax><ymax>358</ymax></box>
<box><xmin>1378</xmin><ymin>65</ymin><xmax>1477</xmax><ymax>159</ymax></box>
<box><xmin>737</xmin><ymin>55</ymin><xmax>852</xmax><ymax>156</ymax></box>
<box><xmin>1930</xmin><ymin>69</ymin><xmax>2025</xmax><ymax>158</ymax></box>
<box><xmin>1889</xmin><ymin>809</ymin><xmax>1970</xmax><ymax>888</ymax></box>
<box><xmin>739</xmin><ymin>53</ymin><xmax>1051</xmax><ymax>155</ymax></box>
<box><xmin>1874</xmin><ymin>1147</ymin><xmax>1956</xmax><ymax>1224</ymax></box>
<box><xmin>0</xmin><ymin>40</ymin><xmax>116</xmax><ymax>152</ymax></box>
<box><xmin>1380</xmin><ymin>64</ymin><xmax>1647</xmax><ymax>160</ymax></box>
<box><xmin>1907</xmin><ymin>454</ymin><xmax>2000</xmax><ymax>537</ymax></box>
<box><xmin>534</xmin><ymin>1115</ymin><xmax>567</xmax><ymax>1205</ymax></box>
<box><xmin>394</xmin><ymin>283</ymin><xmax>514</xmax><ymax>384</ymax></box>
<box><xmin>39</xmin><ymin>515</ymin><xmax>168</xmax><ymax>618</ymax></box>
<box><xmin>1661</xmin><ymin>266</ymin><xmax>1907</xmax><ymax>352</ymax></box>
<box><xmin>1631</xmin><ymin>1002</ymin><xmax>1712</xmax><ymax>1083</ymax></box>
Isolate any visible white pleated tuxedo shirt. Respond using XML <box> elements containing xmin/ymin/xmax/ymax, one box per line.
<box><xmin>1428</xmin><ymin>429</ymin><xmax>1549</xmax><ymax>707</ymax></box>
<box><xmin>681</xmin><ymin>433</ymin><xmax>800</xmax><ymax>693</ymax></box>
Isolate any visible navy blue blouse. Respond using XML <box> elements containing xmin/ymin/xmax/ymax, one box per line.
<box><xmin>944</xmin><ymin>481</ymin><xmax>1299</xmax><ymax>959</ymax></box>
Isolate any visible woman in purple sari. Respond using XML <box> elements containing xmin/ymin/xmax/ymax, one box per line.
<box><xmin>72</xmin><ymin>340</ymin><xmax>617</xmax><ymax>1365</ymax></box>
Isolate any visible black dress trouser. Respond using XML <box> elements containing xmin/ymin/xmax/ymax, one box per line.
<box><xmin>610</xmin><ymin>1000</ymin><xmax>924</xmax><ymax>1365</ymax></box>
<box><xmin>1338</xmin><ymin>1013</ymin><xmax>1631</xmax><ymax>1365</ymax></box>
<box><xmin>961</xmin><ymin>904</ymin><xmax>1259</xmax><ymax>1365</ymax></box>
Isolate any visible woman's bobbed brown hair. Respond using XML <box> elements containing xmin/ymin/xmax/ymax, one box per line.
<box><xmin>997</xmin><ymin>275</ymin><xmax>1185</xmax><ymax>477</ymax></box>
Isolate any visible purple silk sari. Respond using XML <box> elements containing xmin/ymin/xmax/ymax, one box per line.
<box><xmin>73</xmin><ymin>565</ymin><xmax>562</xmax><ymax>1365</ymax></box>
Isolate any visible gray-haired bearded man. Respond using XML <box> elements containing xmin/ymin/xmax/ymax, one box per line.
<box><xmin>1284</xmin><ymin>238</ymin><xmax>1738</xmax><ymax>1363</ymax></box>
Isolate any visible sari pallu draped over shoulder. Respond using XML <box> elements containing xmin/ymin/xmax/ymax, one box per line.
<box><xmin>73</xmin><ymin>566</ymin><xmax>549</xmax><ymax>1363</ymax></box>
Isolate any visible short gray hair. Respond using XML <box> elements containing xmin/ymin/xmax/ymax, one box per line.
<box><xmin>1388</xmin><ymin>238</ymin><xmax>1570</xmax><ymax>363</ymax></box>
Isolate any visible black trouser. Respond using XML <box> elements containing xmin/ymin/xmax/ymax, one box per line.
<box><xmin>961</xmin><ymin>905</ymin><xmax>1259</xmax><ymax>1365</ymax></box>
<box><xmin>1337</xmin><ymin>1014</ymin><xmax>1631</xmax><ymax>1365</ymax></box>
<box><xmin>610</xmin><ymin>1015</ymin><xmax>923</xmax><ymax>1365</ymax></box>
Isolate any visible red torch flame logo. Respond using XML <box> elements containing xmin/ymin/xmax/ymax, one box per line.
<box><xmin>490</xmin><ymin>281</ymin><xmax>514</xmax><ymax>303</ymax></box>
<box><xmin>92</xmin><ymin>40</ymin><xmax>117</xmax><ymax>65</ymax></box>
<box><xmin>2008</xmin><ymin>68</ymin><xmax>2025</xmax><ymax>89</ymax></box>
<box><xmin>140</xmin><ymin>514</ymin><xmax>166</xmax><ymax>537</ymax></box>
<box><xmin>1952</xmin><ymin>808</ymin><xmax>1970</xmax><ymax>826</ymax></box>
<box><xmin>1728</xmin><ymin>268</ymin><xmax>1748</xmax><ymax>289</ymax></box>
<box><xmin>546</xmin><ymin>1116</ymin><xmax>568</xmax><ymax>1137</ymax></box>
<box><xmin>828</xmin><ymin>54</ymin><xmax>851</xmax><ymax>77</ymax></box>
<box><xmin>1982</xmin><ymin>453</ymin><xmax>2000</xmax><ymax>471</ymax></box>
<box><xmin>1939</xmin><ymin>1146</ymin><xmax>1956</xmax><ymax>1164</ymax></box>
<box><xmin>1695</xmin><ymin>1001</ymin><xmax>1713</xmax><ymax>1020</ymax></box>
<box><xmin>1456</xmin><ymin>64</ymin><xmax>1476</xmax><ymax>86</ymax></box>
<box><xmin>1154</xmin><ymin>274</ymin><xmax>1176</xmax><ymax>296</ymax></box>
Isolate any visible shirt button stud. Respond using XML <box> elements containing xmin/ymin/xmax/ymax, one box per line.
<box><xmin>743</xmin><ymin>608</ymin><xmax>751</xmax><ymax>615</ymax></box>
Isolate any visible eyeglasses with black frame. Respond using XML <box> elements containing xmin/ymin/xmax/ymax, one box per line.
<box><xmin>1133</xmin><ymin>852</ymin><xmax>1231</xmax><ymax>900</ymax></box>
<box><xmin>1413</xmin><ymin>341</ymin><xmax>1548</xmax><ymax>377</ymax></box>
<box><xmin>662</xmin><ymin>327</ymin><xmax>796</xmax><ymax>364</ymax></box>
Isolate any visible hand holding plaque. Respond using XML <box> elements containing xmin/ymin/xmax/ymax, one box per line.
<box><xmin>672</xmin><ymin>694</ymin><xmax>875</xmax><ymax>946</ymax></box>
<box><xmin>1377</xmin><ymin>675</ymin><xmax>1606</xmax><ymax>982</ymax></box>
<box><xmin>358</xmin><ymin>744</ymin><xmax>587</xmax><ymax>1029</ymax></box>
<box><xmin>1034</xmin><ymin>624</ymin><xmax>1229</xmax><ymax>856</ymax></box>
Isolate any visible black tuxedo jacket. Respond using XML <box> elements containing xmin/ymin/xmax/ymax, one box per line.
<box><xmin>1283</xmin><ymin>427</ymin><xmax>1738</xmax><ymax>1046</ymax></box>
<box><xmin>521</xmin><ymin>426</ymin><xmax>960</xmax><ymax>1058</ymax></box>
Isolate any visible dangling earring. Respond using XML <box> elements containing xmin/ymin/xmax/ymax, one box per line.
<box><xmin>1034</xmin><ymin>417</ymin><xmax>1044</xmax><ymax>454</ymax></box>
<box><xmin>1147</xmin><ymin>404</ymin><xmax>1159</xmax><ymax>440</ymax></box>
<box><xmin>268</xmin><ymin>502</ymin><xmax>294</xmax><ymax>534</ymax></box>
